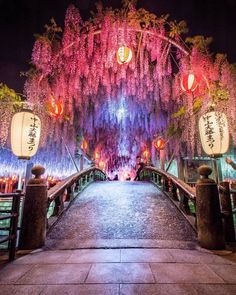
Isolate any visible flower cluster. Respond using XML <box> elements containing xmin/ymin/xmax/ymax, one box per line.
<box><xmin>22</xmin><ymin>3</ymin><xmax>236</xmax><ymax>170</ymax></box>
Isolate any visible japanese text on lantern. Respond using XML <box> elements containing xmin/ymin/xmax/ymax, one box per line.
<box><xmin>215</xmin><ymin>112</ymin><xmax>225</xmax><ymax>140</ymax></box>
<box><xmin>27</xmin><ymin>116</ymin><xmax>40</xmax><ymax>151</ymax></box>
<box><xmin>203</xmin><ymin>114</ymin><xmax>215</xmax><ymax>149</ymax></box>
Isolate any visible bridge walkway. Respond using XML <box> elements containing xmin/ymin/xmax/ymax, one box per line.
<box><xmin>0</xmin><ymin>181</ymin><xmax>236</xmax><ymax>294</ymax></box>
<box><xmin>46</xmin><ymin>181</ymin><xmax>196</xmax><ymax>249</ymax></box>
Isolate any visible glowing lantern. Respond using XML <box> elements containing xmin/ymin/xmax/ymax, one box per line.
<box><xmin>116</xmin><ymin>46</ymin><xmax>132</xmax><ymax>65</ymax></box>
<box><xmin>199</xmin><ymin>111</ymin><xmax>229</xmax><ymax>157</ymax></box>
<box><xmin>11</xmin><ymin>110</ymin><xmax>41</xmax><ymax>160</ymax></box>
<box><xmin>143</xmin><ymin>149</ymin><xmax>150</xmax><ymax>159</ymax></box>
<box><xmin>181</xmin><ymin>73</ymin><xmax>199</xmax><ymax>93</ymax></box>
<box><xmin>154</xmin><ymin>138</ymin><xmax>165</xmax><ymax>150</ymax></box>
<box><xmin>48</xmin><ymin>99</ymin><xmax>64</xmax><ymax>117</ymax></box>
<box><xmin>99</xmin><ymin>160</ymin><xmax>105</xmax><ymax>170</ymax></box>
<box><xmin>94</xmin><ymin>151</ymin><xmax>100</xmax><ymax>160</ymax></box>
<box><xmin>81</xmin><ymin>139</ymin><xmax>88</xmax><ymax>152</ymax></box>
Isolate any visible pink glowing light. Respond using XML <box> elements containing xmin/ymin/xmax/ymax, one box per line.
<box><xmin>1</xmin><ymin>4</ymin><xmax>235</xmax><ymax>177</ymax></box>
<box><xmin>116</xmin><ymin>46</ymin><xmax>133</xmax><ymax>65</ymax></box>
<box><xmin>181</xmin><ymin>74</ymin><xmax>199</xmax><ymax>93</ymax></box>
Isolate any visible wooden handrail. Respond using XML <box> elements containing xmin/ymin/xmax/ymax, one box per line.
<box><xmin>0</xmin><ymin>215</ymin><xmax>13</xmax><ymax>221</ymax></box>
<box><xmin>140</xmin><ymin>166</ymin><xmax>197</xmax><ymax>230</ymax></box>
<box><xmin>48</xmin><ymin>166</ymin><xmax>106</xmax><ymax>202</ymax></box>
<box><xmin>46</xmin><ymin>166</ymin><xmax>107</xmax><ymax>228</ymax></box>
<box><xmin>0</xmin><ymin>192</ymin><xmax>22</xmax><ymax>261</ymax></box>
<box><xmin>141</xmin><ymin>166</ymin><xmax>236</xmax><ymax>237</ymax></box>
<box><xmin>0</xmin><ymin>193</ymin><xmax>24</xmax><ymax>198</ymax></box>
<box><xmin>142</xmin><ymin>166</ymin><xmax>195</xmax><ymax>200</ymax></box>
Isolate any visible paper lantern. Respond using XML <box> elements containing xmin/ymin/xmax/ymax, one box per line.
<box><xmin>116</xmin><ymin>46</ymin><xmax>132</xmax><ymax>65</ymax></box>
<box><xmin>94</xmin><ymin>151</ymin><xmax>100</xmax><ymax>160</ymax></box>
<box><xmin>48</xmin><ymin>99</ymin><xmax>64</xmax><ymax>117</ymax></box>
<box><xmin>199</xmin><ymin>111</ymin><xmax>229</xmax><ymax>157</ymax></box>
<box><xmin>11</xmin><ymin>110</ymin><xmax>41</xmax><ymax>160</ymax></box>
<box><xmin>81</xmin><ymin>139</ymin><xmax>88</xmax><ymax>151</ymax></box>
<box><xmin>154</xmin><ymin>138</ymin><xmax>165</xmax><ymax>150</ymax></box>
<box><xmin>181</xmin><ymin>73</ymin><xmax>199</xmax><ymax>93</ymax></box>
<box><xmin>143</xmin><ymin>149</ymin><xmax>150</xmax><ymax>159</ymax></box>
<box><xmin>99</xmin><ymin>160</ymin><xmax>105</xmax><ymax>170</ymax></box>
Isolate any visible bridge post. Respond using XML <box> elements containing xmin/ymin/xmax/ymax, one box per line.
<box><xmin>179</xmin><ymin>194</ymin><xmax>191</xmax><ymax>214</ymax></box>
<box><xmin>171</xmin><ymin>182</ymin><xmax>178</xmax><ymax>201</ymax></box>
<box><xmin>80</xmin><ymin>153</ymin><xmax>84</xmax><ymax>171</ymax></box>
<box><xmin>18</xmin><ymin>165</ymin><xmax>48</xmax><ymax>250</ymax></box>
<box><xmin>219</xmin><ymin>181</ymin><xmax>235</xmax><ymax>242</ymax></box>
<box><xmin>163</xmin><ymin>177</ymin><xmax>169</xmax><ymax>192</ymax></box>
<box><xmin>195</xmin><ymin>165</ymin><xmax>225</xmax><ymax>250</ymax></box>
<box><xmin>160</xmin><ymin>150</ymin><xmax>165</xmax><ymax>170</ymax></box>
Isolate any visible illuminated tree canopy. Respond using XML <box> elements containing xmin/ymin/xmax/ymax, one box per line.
<box><xmin>1</xmin><ymin>1</ymin><xmax>236</xmax><ymax>173</ymax></box>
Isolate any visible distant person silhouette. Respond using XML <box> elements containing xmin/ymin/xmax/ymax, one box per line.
<box><xmin>134</xmin><ymin>161</ymin><xmax>145</xmax><ymax>181</ymax></box>
<box><xmin>126</xmin><ymin>174</ymin><xmax>131</xmax><ymax>181</ymax></box>
<box><xmin>113</xmin><ymin>174</ymin><xmax>119</xmax><ymax>181</ymax></box>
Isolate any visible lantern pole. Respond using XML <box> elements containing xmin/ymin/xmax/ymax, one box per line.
<box><xmin>166</xmin><ymin>152</ymin><xmax>175</xmax><ymax>172</ymax></box>
<box><xmin>62</xmin><ymin>137</ymin><xmax>79</xmax><ymax>172</ymax></box>
<box><xmin>17</xmin><ymin>170</ymin><xmax>23</xmax><ymax>190</ymax></box>
<box><xmin>160</xmin><ymin>149</ymin><xmax>165</xmax><ymax>170</ymax></box>
<box><xmin>17</xmin><ymin>159</ymin><xmax>32</xmax><ymax>191</ymax></box>
<box><xmin>212</xmin><ymin>157</ymin><xmax>220</xmax><ymax>184</ymax></box>
<box><xmin>80</xmin><ymin>152</ymin><xmax>84</xmax><ymax>171</ymax></box>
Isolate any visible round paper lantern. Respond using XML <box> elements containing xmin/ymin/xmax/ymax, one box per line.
<box><xmin>99</xmin><ymin>160</ymin><xmax>105</xmax><ymax>170</ymax></box>
<box><xmin>11</xmin><ymin>110</ymin><xmax>41</xmax><ymax>160</ymax></box>
<box><xmin>154</xmin><ymin>138</ymin><xmax>165</xmax><ymax>150</ymax></box>
<box><xmin>81</xmin><ymin>139</ymin><xmax>88</xmax><ymax>151</ymax></box>
<box><xmin>116</xmin><ymin>46</ymin><xmax>132</xmax><ymax>65</ymax></box>
<box><xmin>48</xmin><ymin>100</ymin><xmax>64</xmax><ymax>117</ymax></box>
<box><xmin>181</xmin><ymin>73</ymin><xmax>199</xmax><ymax>93</ymax></box>
<box><xmin>199</xmin><ymin>111</ymin><xmax>229</xmax><ymax>157</ymax></box>
<box><xmin>143</xmin><ymin>149</ymin><xmax>150</xmax><ymax>159</ymax></box>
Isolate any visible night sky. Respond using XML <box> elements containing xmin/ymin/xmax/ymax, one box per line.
<box><xmin>0</xmin><ymin>0</ymin><xmax>236</xmax><ymax>93</ymax></box>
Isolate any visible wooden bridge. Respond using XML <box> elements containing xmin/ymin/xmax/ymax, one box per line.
<box><xmin>0</xmin><ymin>166</ymin><xmax>236</xmax><ymax>295</ymax></box>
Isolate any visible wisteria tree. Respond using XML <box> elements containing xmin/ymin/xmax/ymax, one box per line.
<box><xmin>2</xmin><ymin>0</ymin><xmax>236</xmax><ymax>172</ymax></box>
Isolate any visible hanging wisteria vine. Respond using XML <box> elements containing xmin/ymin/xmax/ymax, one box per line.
<box><xmin>1</xmin><ymin>1</ymin><xmax>236</xmax><ymax>174</ymax></box>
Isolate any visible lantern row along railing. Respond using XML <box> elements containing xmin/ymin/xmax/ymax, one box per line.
<box><xmin>140</xmin><ymin>166</ymin><xmax>197</xmax><ymax>229</ymax></box>
<box><xmin>0</xmin><ymin>192</ymin><xmax>23</xmax><ymax>261</ymax></box>
<box><xmin>47</xmin><ymin>166</ymin><xmax>107</xmax><ymax>229</ymax></box>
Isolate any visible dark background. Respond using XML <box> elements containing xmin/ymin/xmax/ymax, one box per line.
<box><xmin>0</xmin><ymin>0</ymin><xmax>236</xmax><ymax>92</ymax></box>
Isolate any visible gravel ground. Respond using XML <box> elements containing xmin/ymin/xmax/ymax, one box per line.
<box><xmin>46</xmin><ymin>181</ymin><xmax>196</xmax><ymax>249</ymax></box>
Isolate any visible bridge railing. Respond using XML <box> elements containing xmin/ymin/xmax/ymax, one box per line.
<box><xmin>0</xmin><ymin>166</ymin><xmax>106</xmax><ymax>260</ymax></box>
<box><xmin>0</xmin><ymin>192</ymin><xmax>23</xmax><ymax>261</ymax></box>
<box><xmin>140</xmin><ymin>166</ymin><xmax>197</xmax><ymax>230</ymax></box>
<box><xmin>47</xmin><ymin>167</ymin><xmax>106</xmax><ymax>229</ymax></box>
<box><xmin>218</xmin><ymin>182</ymin><xmax>236</xmax><ymax>242</ymax></box>
<box><xmin>231</xmin><ymin>189</ymin><xmax>236</xmax><ymax>218</ymax></box>
<box><xmin>140</xmin><ymin>166</ymin><xmax>236</xmax><ymax>242</ymax></box>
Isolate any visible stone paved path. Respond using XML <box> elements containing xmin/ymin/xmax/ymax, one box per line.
<box><xmin>46</xmin><ymin>181</ymin><xmax>196</xmax><ymax>249</ymax></box>
<box><xmin>0</xmin><ymin>248</ymin><xmax>236</xmax><ymax>294</ymax></box>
